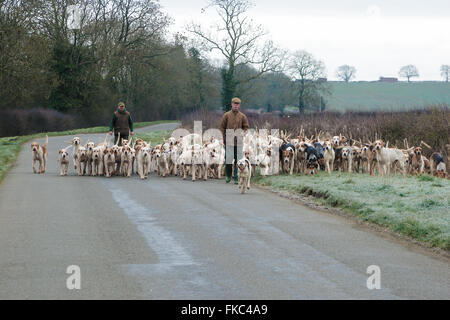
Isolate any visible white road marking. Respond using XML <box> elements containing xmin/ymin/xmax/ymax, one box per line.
<box><xmin>104</xmin><ymin>181</ymin><xmax>197</xmax><ymax>267</ymax></box>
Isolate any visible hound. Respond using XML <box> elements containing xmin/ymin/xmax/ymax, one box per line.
<box><xmin>436</xmin><ymin>162</ymin><xmax>447</xmax><ymax>178</ymax></box>
<box><xmin>430</xmin><ymin>152</ymin><xmax>446</xmax><ymax>178</ymax></box>
<box><xmin>76</xmin><ymin>146</ymin><xmax>88</xmax><ymax>176</ymax></box>
<box><xmin>360</xmin><ymin>144</ymin><xmax>373</xmax><ymax>174</ymax></box>
<box><xmin>373</xmin><ymin>139</ymin><xmax>407</xmax><ymax>178</ymax></box>
<box><xmin>31</xmin><ymin>135</ymin><xmax>48</xmax><ymax>174</ymax></box>
<box><xmin>137</xmin><ymin>146</ymin><xmax>151</xmax><ymax>179</ymax></box>
<box><xmin>304</xmin><ymin>144</ymin><xmax>320</xmax><ymax>175</ymax></box>
<box><xmin>295</xmin><ymin>141</ymin><xmax>307</xmax><ymax>174</ymax></box>
<box><xmin>236</xmin><ymin>157</ymin><xmax>251</xmax><ymax>194</ymax></box>
<box><xmin>57</xmin><ymin>145</ymin><xmax>72</xmax><ymax>176</ymax></box>
<box><xmin>279</xmin><ymin>143</ymin><xmax>295</xmax><ymax>175</ymax></box>
<box><xmin>323</xmin><ymin>140</ymin><xmax>335</xmax><ymax>174</ymax></box>
<box><xmin>111</xmin><ymin>133</ymin><xmax>121</xmax><ymax>175</ymax></box>
<box><xmin>71</xmin><ymin>137</ymin><xmax>81</xmax><ymax>170</ymax></box>
<box><xmin>85</xmin><ymin>141</ymin><xmax>96</xmax><ymax>176</ymax></box>
<box><xmin>314</xmin><ymin>142</ymin><xmax>325</xmax><ymax>170</ymax></box>
<box><xmin>103</xmin><ymin>147</ymin><xmax>115</xmax><ymax>178</ymax></box>
<box><xmin>341</xmin><ymin>146</ymin><xmax>353</xmax><ymax>173</ymax></box>
<box><xmin>157</xmin><ymin>150</ymin><xmax>170</xmax><ymax>177</ymax></box>
<box><xmin>256</xmin><ymin>147</ymin><xmax>272</xmax><ymax>177</ymax></box>
<box><xmin>209</xmin><ymin>145</ymin><xmax>225</xmax><ymax>179</ymax></box>
<box><xmin>120</xmin><ymin>145</ymin><xmax>133</xmax><ymax>177</ymax></box>
<box><xmin>91</xmin><ymin>146</ymin><xmax>104</xmax><ymax>176</ymax></box>
<box><xmin>411</xmin><ymin>147</ymin><xmax>425</xmax><ymax>175</ymax></box>
<box><xmin>351</xmin><ymin>145</ymin><xmax>362</xmax><ymax>173</ymax></box>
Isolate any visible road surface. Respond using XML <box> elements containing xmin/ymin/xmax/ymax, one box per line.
<box><xmin>0</xmin><ymin>123</ymin><xmax>448</xmax><ymax>299</ymax></box>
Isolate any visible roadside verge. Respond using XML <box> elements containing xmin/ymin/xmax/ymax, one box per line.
<box><xmin>253</xmin><ymin>173</ymin><xmax>450</xmax><ymax>251</ymax></box>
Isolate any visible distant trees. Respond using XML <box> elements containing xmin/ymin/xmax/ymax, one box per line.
<box><xmin>399</xmin><ymin>65</ymin><xmax>419</xmax><ymax>82</ymax></box>
<box><xmin>288</xmin><ymin>50</ymin><xmax>327</xmax><ymax>113</ymax></box>
<box><xmin>441</xmin><ymin>65</ymin><xmax>450</xmax><ymax>82</ymax></box>
<box><xmin>336</xmin><ymin>65</ymin><xmax>356</xmax><ymax>82</ymax></box>
<box><xmin>242</xmin><ymin>71</ymin><xmax>296</xmax><ymax>111</ymax></box>
<box><xmin>0</xmin><ymin>0</ymin><xmax>222</xmax><ymax>124</ymax></box>
<box><xmin>187</xmin><ymin>0</ymin><xmax>284</xmax><ymax>112</ymax></box>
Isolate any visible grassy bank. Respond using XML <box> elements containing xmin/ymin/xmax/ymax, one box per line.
<box><xmin>0</xmin><ymin>120</ymin><xmax>176</xmax><ymax>183</ymax></box>
<box><xmin>253</xmin><ymin>173</ymin><xmax>450</xmax><ymax>250</ymax></box>
<box><xmin>133</xmin><ymin>130</ymin><xmax>171</xmax><ymax>145</ymax></box>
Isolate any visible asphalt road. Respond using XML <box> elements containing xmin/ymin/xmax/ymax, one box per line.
<box><xmin>0</xmin><ymin>122</ymin><xmax>449</xmax><ymax>299</ymax></box>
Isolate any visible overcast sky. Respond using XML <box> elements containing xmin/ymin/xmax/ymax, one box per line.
<box><xmin>159</xmin><ymin>0</ymin><xmax>450</xmax><ymax>81</ymax></box>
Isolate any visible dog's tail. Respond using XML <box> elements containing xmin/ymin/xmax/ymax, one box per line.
<box><xmin>420</xmin><ymin>141</ymin><xmax>432</xmax><ymax>149</ymax></box>
<box><xmin>115</xmin><ymin>132</ymin><xmax>121</xmax><ymax>146</ymax></box>
<box><xmin>100</xmin><ymin>133</ymin><xmax>108</xmax><ymax>146</ymax></box>
<box><xmin>43</xmin><ymin>135</ymin><xmax>48</xmax><ymax>147</ymax></box>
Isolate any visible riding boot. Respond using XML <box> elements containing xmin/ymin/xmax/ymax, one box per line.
<box><xmin>225</xmin><ymin>164</ymin><xmax>232</xmax><ymax>183</ymax></box>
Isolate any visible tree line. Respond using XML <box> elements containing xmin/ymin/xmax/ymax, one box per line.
<box><xmin>1</xmin><ymin>0</ymin><xmax>449</xmax><ymax>128</ymax></box>
<box><xmin>0</xmin><ymin>0</ymin><xmax>220</xmax><ymax>125</ymax></box>
<box><xmin>336</xmin><ymin>64</ymin><xmax>450</xmax><ymax>83</ymax></box>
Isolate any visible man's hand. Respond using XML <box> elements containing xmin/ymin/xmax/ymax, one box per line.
<box><xmin>130</xmin><ymin>131</ymin><xmax>134</xmax><ymax>136</ymax></box>
<box><xmin>109</xmin><ymin>131</ymin><xmax>112</xmax><ymax>136</ymax></box>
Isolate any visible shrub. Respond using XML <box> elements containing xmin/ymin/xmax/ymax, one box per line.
<box><xmin>1</xmin><ymin>108</ymin><xmax>78</xmax><ymax>137</ymax></box>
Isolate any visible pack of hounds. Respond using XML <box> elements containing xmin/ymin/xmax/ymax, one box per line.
<box><xmin>30</xmin><ymin>129</ymin><xmax>448</xmax><ymax>193</ymax></box>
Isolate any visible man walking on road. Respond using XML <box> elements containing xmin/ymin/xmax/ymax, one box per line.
<box><xmin>109</xmin><ymin>102</ymin><xmax>134</xmax><ymax>146</ymax></box>
<box><xmin>219</xmin><ymin>97</ymin><xmax>249</xmax><ymax>184</ymax></box>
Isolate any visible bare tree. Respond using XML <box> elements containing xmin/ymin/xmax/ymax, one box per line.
<box><xmin>440</xmin><ymin>65</ymin><xmax>450</xmax><ymax>82</ymax></box>
<box><xmin>288</xmin><ymin>50</ymin><xmax>327</xmax><ymax>113</ymax></box>
<box><xmin>186</xmin><ymin>0</ymin><xmax>284</xmax><ymax>111</ymax></box>
<box><xmin>399</xmin><ymin>65</ymin><xmax>419</xmax><ymax>82</ymax></box>
<box><xmin>336</xmin><ymin>65</ymin><xmax>356</xmax><ymax>82</ymax></box>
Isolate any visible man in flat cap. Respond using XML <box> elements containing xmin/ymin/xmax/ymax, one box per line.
<box><xmin>219</xmin><ymin>97</ymin><xmax>249</xmax><ymax>184</ymax></box>
<box><xmin>109</xmin><ymin>101</ymin><xmax>134</xmax><ymax>146</ymax></box>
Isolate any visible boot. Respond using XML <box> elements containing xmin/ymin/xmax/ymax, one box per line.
<box><xmin>225</xmin><ymin>164</ymin><xmax>232</xmax><ymax>183</ymax></box>
<box><xmin>233</xmin><ymin>166</ymin><xmax>238</xmax><ymax>184</ymax></box>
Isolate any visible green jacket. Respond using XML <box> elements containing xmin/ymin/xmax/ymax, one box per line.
<box><xmin>109</xmin><ymin>108</ymin><xmax>134</xmax><ymax>132</ymax></box>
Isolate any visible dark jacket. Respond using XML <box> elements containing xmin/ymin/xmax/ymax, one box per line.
<box><xmin>109</xmin><ymin>108</ymin><xmax>134</xmax><ymax>135</ymax></box>
<box><xmin>219</xmin><ymin>109</ymin><xmax>249</xmax><ymax>145</ymax></box>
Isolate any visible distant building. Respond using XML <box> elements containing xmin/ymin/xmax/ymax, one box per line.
<box><xmin>379</xmin><ymin>77</ymin><xmax>398</xmax><ymax>83</ymax></box>
<box><xmin>318</xmin><ymin>77</ymin><xmax>328</xmax><ymax>82</ymax></box>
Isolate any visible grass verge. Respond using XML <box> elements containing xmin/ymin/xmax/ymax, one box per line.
<box><xmin>133</xmin><ymin>130</ymin><xmax>172</xmax><ymax>145</ymax></box>
<box><xmin>0</xmin><ymin>120</ymin><xmax>176</xmax><ymax>183</ymax></box>
<box><xmin>253</xmin><ymin>172</ymin><xmax>450</xmax><ymax>250</ymax></box>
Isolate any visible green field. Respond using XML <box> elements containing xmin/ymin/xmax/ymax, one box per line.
<box><xmin>326</xmin><ymin>81</ymin><xmax>450</xmax><ymax>112</ymax></box>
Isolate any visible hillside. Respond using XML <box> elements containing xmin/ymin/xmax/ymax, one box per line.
<box><xmin>326</xmin><ymin>81</ymin><xmax>450</xmax><ymax>112</ymax></box>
